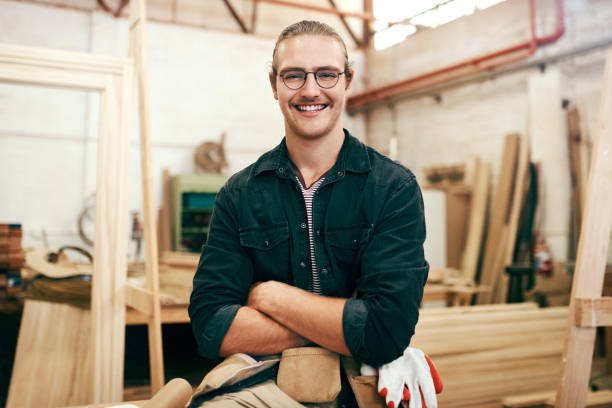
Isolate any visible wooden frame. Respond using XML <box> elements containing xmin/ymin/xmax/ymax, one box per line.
<box><xmin>1</xmin><ymin>43</ymin><xmax>133</xmax><ymax>404</ymax></box>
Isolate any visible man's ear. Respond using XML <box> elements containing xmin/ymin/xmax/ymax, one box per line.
<box><xmin>269</xmin><ymin>72</ymin><xmax>279</xmax><ymax>100</ymax></box>
<box><xmin>345</xmin><ymin>69</ymin><xmax>355</xmax><ymax>91</ymax></box>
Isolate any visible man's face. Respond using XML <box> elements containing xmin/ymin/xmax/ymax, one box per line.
<box><xmin>270</xmin><ymin>35</ymin><xmax>353</xmax><ymax>141</ymax></box>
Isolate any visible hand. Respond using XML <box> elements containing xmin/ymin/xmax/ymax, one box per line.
<box><xmin>377</xmin><ymin>348</ymin><xmax>442</xmax><ymax>408</ymax></box>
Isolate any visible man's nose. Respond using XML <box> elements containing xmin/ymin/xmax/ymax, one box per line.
<box><xmin>300</xmin><ymin>72</ymin><xmax>321</xmax><ymax>97</ymax></box>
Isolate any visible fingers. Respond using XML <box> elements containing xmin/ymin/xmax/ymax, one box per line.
<box><xmin>403</xmin><ymin>386</ymin><xmax>410</xmax><ymax>401</ymax></box>
<box><xmin>424</xmin><ymin>354</ymin><xmax>443</xmax><ymax>394</ymax></box>
<box><xmin>407</xmin><ymin>382</ymin><xmax>422</xmax><ymax>408</ymax></box>
<box><xmin>420</xmin><ymin>387</ymin><xmax>426</xmax><ymax>408</ymax></box>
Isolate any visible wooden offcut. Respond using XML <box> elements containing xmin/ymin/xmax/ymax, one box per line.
<box><xmin>555</xmin><ymin>49</ymin><xmax>612</xmax><ymax>407</ymax></box>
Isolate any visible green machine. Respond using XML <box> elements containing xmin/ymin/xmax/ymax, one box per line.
<box><xmin>171</xmin><ymin>173</ymin><xmax>227</xmax><ymax>252</ymax></box>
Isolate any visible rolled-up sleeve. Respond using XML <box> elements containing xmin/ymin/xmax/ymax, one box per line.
<box><xmin>188</xmin><ymin>186</ymin><xmax>253</xmax><ymax>358</ymax></box>
<box><xmin>342</xmin><ymin>177</ymin><xmax>428</xmax><ymax>367</ymax></box>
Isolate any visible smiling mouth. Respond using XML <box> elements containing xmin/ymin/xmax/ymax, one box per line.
<box><xmin>294</xmin><ymin>104</ymin><xmax>328</xmax><ymax>112</ymax></box>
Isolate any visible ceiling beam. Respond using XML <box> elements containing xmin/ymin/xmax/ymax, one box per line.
<box><xmin>327</xmin><ymin>0</ymin><xmax>364</xmax><ymax>48</ymax></box>
<box><xmin>250</xmin><ymin>0</ymin><xmax>258</xmax><ymax>33</ymax></box>
<box><xmin>221</xmin><ymin>0</ymin><xmax>249</xmax><ymax>33</ymax></box>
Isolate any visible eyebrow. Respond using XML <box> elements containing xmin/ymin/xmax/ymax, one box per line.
<box><xmin>279</xmin><ymin>65</ymin><xmax>342</xmax><ymax>74</ymax></box>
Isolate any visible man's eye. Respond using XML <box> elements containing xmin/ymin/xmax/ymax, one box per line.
<box><xmin>284</xmin><ymin>72</ymin><xmax>303</xmax><ymax>80</ymax></box>
<box><xmin>317</xmin><ymin>71</ymin><xmax>337</xmax><ymax>79</ymax></box>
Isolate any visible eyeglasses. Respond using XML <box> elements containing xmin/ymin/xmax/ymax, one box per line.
<box><xmin>279</xmin><ymin>69</ymin><xmax>345</xmax><ymax>90</ymax></box>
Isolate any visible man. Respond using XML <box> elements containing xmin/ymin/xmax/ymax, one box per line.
<box><xmin>189</xmin><ymin>20</ymin><xmax>436</xmax><ymax>408</ymax></box>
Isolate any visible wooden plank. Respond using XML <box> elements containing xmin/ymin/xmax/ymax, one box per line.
<box><xmin>0</xmin><ymin>64</ymin><xmax>107</xmax><ymax>90</ymax></box>
<box><xmin>494</xmin><ymin>134</ymin><xmax>530</xmax><ymax>302</ymax></box>
<box><xmin>461</xmin><ymin>161</ymin><xmax>490</xmax><ymax>282</ymax></box>
<box><xmin>555</xmin><ymin>49</ymin><xmax>612</xmax><ymax>408</ymax></box>
<box><xmin>420</xmin><ymin>302</ymin><xmax>538</xmax><ymax>316</ymax></box>
<box><xmin>129</xmin><ymin>0</ymin><xmax>165</xmax><ymax>394</ymax></box>
<box><xmin>504</xmin><ymin>390</ymin><xmax>612</xmax><ymax>408</ymax></box>
<box><xmin>567</xmin><ymin>107</ymin><xmax>588</xmax><ymax>224</ymax></box>
<box><xmin>7</xmin><ymin>300</ymin><xmax>93</xmax><ymax>407</ymax></box>
<box><xmin>0</xmin><ymin>42</ymin><xmax>127</xmax><ymax>74</ymax></box>
<box><xmin>159</xmin><ymin>250</ymin><xmax>199</xmax><ymax>268</ymax></box>
<box><xmin>477</xmin><ymin>134</ymin><xmax>520</xmax><ymax>304</ymax></box>
<box><xmin>126</xmin><ymin>305</ymin><xmax>189</xmax><ymax>325</ymax></box>
<box><xmin>574</xmin><ymin>297</ymin><xmax>612</xmax><ymax>327</ymax></box>
<box><xmin>125</xmin><ymin>282</ymin><xmax>153</xmax><ymax>316</ymax></box>
<box><xmin>91</xmin><ymin>70</ymin><xmax>131</xmax><ymax>404</ymax></box>
<box><xmin>157</xmin><ymin>169</ymin><xmax>172</xmax><ymax>253</ymax></box>
<box><xmin>446</xmin><ymin>185</ymin><xmax>471</xmax><ymax>269</ymax></box>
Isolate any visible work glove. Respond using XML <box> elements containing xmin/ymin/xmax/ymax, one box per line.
<box><xmin>361</xmin><ymin>348</ymin><xmax>442</xmax><ymax>408</ymax></box>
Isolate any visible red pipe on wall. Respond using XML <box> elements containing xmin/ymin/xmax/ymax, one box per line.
<box><xmin>347</xmin><ymin>0</ymin><xmax>565</xmax><ymax>112</ymax></box>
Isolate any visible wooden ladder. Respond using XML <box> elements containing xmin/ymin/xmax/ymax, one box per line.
<box><xmin>554</xmin><ymin>48</ymin><xmax>612</xmax><ymax>407</ymax></box>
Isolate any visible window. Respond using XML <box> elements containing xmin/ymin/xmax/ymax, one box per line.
<box><xmin>373</xmin><ymin>0</ymin><xmax>507</xmax><ymax>50</ymax></box>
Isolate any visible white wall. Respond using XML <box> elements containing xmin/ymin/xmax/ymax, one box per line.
<box><xmin>0</xmin><ymin>0</ymin><xmax>366</xmax><ymax>253</ymax></box>
<box><xmin>363</xmin><ymin>0</ymin><xmax>612</xmax><ymax>263</ymax></box>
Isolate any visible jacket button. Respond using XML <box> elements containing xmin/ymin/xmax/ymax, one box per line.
<box><xmin>316</xmin><ymin>230</ymin><xmax>321</xmax><ymax>236</ymax></box>
<box><xmin>321</xmin><ymin>268</ymin><xmax>328</xmax><ymax>275</ymax></box>
<box><xmin>352</xmin><ymin>239</ymin><xmax>358</xmax><ymax>245</ymax></box>
<box><xmin>300</xmin><ymin>261</ymin><xmax>306</xmax><ymax>268</ymax></box>
<box><xmin>301</xmin><ymin>222</ymin><xmax>307</xmax><ymax>229</ymax></box>
<box><xmin>337</xmin><ymin>171</ymin><xmax>344</xmax><ymax>177</ymax></box>
<box><xmin>264</xmin><ymin>240</ymin><xmax>270</xmax><ymax>247</ymax></box>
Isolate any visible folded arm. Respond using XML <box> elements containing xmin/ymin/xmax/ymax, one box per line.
<box><xmin>218</xmin><ymin>305</ymin><xmax>310</xmax><ymax>356</ymax></box>
<box><xmin>246</xmin><ymin>281</ymin><xmax>350</xmax><ymax>355</ymax></box>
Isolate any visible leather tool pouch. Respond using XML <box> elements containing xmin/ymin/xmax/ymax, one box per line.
<box><xmin>277</xmin><ymin>347</ymin><xmax>341</xmax><ymax>403</ymax></box>
<box><xmin>341</xmin><ymin>356</ymin><xmax>386</xmax><ymax>408</ymax></box>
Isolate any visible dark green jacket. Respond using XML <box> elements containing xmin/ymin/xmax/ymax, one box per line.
<box><xmin>189</xmin><ymin>130</ymin><xmax>428</xmax><ymax>366</ymax></box>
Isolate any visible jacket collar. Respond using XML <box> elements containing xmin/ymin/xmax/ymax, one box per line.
<box><xmin>253</xmin><ymin>129</ymin><xmax>371</xmax><ymax>177</ymax></box>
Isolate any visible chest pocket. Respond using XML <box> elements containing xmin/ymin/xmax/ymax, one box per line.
<box><xmin>240</xmin><ymin>223</ymin><xmax>290</xmax><ymax>281</ymax></box>
<box><xmin>326</xmin><ymin>225</ymin><xmax>372</xmax><ymax>276</ymax></box>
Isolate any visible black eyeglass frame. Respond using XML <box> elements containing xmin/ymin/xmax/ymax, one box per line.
<box><xmin>279</xmin><ymin>69</ymin><xmax>346</xmax><ymax>90</ymax></box>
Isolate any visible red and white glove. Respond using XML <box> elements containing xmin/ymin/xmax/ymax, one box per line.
<box><xmin>361</xmin><ymin>348</ymin><xmax>442</xmax><ymax>408</ymax></box>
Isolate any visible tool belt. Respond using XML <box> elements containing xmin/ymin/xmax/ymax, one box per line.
<box><xmin>190</xmin><ymin>348</ymin><xmax>386</xmax><ymax>408</ymax></box>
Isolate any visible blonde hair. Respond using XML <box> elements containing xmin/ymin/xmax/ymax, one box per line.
<box><xmin>271</xmin><ymin>20</ymin><xmax>352</xmax><ymax>80</ymax></box>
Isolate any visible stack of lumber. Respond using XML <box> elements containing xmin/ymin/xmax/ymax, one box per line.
<box><xmin>0</xmin><ymin>223</ymin><xmax>25</xmax><ymax>311</ymax></box>
<box><xmin>411</xmin><ymin>303</ymin><xmax>567</xmax><ymax>408</ymax></box>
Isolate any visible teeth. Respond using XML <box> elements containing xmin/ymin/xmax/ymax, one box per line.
<box><xmin>296</xmin><ymin>104</ymin><xmax>326</xmax><ymax>112</ymax></box>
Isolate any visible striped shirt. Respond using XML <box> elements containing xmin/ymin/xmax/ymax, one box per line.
<box><xmin>295</xmin><ymin>175</ymin><xmax>325</xmax><ymax>294</ymax></box>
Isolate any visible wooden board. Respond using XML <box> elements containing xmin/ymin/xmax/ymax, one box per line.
<box><xmin>494</xmin><ymin>134</ymin><xmax>530</xmax><ymax>302</ymax></box>
<box><xmin>158</xmin><ymin>169</ymin><xmax>172</xmax><ymax>253</ymax></box>
<box><xmin>460</xmin><ymin>160</ymin><xmax>490</xmax><ymax>282</ymax></box>
<box><xmin>477</xmin><ymin>134</ymin><xmax>520</xmax><ymax>304</ymax></box>
<box><xmin>446</xmin><ymin>185</ymin><xmax>471</xmax><ymax>269</ymax></box>
<box><xmin>129</xmin><ymin>0</ymin><xmax>165</xmax><ymax>393</ymax></box>
<box><xmin>7</xmin><ymin>300</ymin><xmax>92</xmax><ymax>407</ymax></box>
<box><xmin>555</xmin><ymin>49</ymin><xmax>612</xmax><ymax>407</ymax></box>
